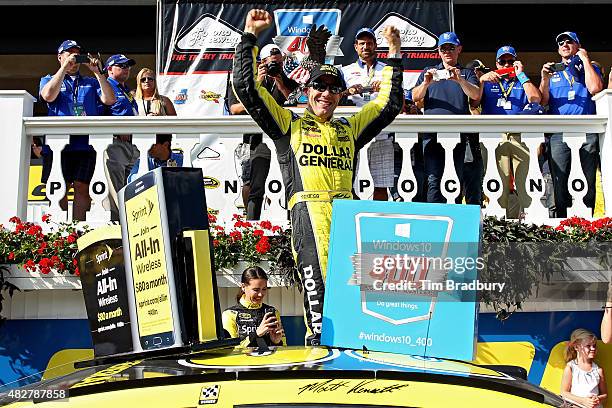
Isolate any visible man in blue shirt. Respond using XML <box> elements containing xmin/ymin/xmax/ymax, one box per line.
<box><xmin>539</xmin><ymin>31</ymin><xmax>603</xmax><ymax>217</ymax></box>
<box><xmin>411</xmin><ymin>32</ymin><xmax>481</xmax><ymax>204</ymax></box>
<box><xmin>127</xmin><ymin>134</ymin><xmax>184</xmax><ymax>183</ymax></box>
<box><xmin>39</xmin><ymin>40</ymin><xmax>116</xmax><ymax>221</ymax></box>
<box><xmin>479</xmin><ymin>45</ymin><xmax>541</xmax><ymax>217</ymax></box>
<box><xmin>100</xmin><ymin>54</ymin><xmax>140</xmax><ymax>221</ymax></box>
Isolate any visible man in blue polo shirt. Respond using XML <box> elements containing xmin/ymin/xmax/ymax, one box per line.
<box><xmin>101</xmin><ymin>54</ymin><xmax>139</xmax><ymax>221</ymax></box>
<box><xmin>479</xmin><ymin>45</ymin><xmax>541</xmax><ymax>217</ymax></box>
<box><xmin>539</xmin><ymin>31</ymin><xmax>603</xmax><ymax>217</ymax></box>
<box><xmin>411</xmin><ymin>32</ymin><xmax>481</xmax><ymax>204</ymax></box>
<box><xmin>39</xmin><ymin>40</ymin><xmax>116</xmax><ymax>221</ymax></box>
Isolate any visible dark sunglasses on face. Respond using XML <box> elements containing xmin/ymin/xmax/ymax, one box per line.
<box><xmin>440</xmin><ymin>45</ymin><xmax>456</xmax><ymax>52</ymax></box>
<box><xmin>140</xmin><ymin>77</ymin><xmax>155</xmax><ymax>83</ymax></box>
<box><xmin>114</xmin><ymin>63</ymin><xmax>131</xmax><ymax>69</ymax></box>
<box><xmin>498</xmin><ymin>59</ymin><xmax>515</xmax><ymax>65</ymax></box>
<box><xmin>310</xmin><ymin>82</ymin><xmax>343</xmax><ymax>95</ymax></box>
<box><xmin>558</xmin><ymin>39</ymin><xmax>575</xmax><ymax>47</ymax></box>
<box><xmin>269</xmin><ymin>48</ymin><xmax>281</xmax><ymax>56</ymax></box>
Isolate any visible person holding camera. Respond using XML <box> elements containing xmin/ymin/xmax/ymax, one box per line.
<box><xmin>478</xmin><ymin>46</ymin><xmax>542</xmax><ymax>218</ymax></box>
<box><xmin>539</xmin><ymin>32</ymin><xmax>603</xmax><ymax>218</ymax></box>
<box><xmin>101</xmin><ymin>54</ymin><xmax>140</xmax><ymax>221</ymax></box>
<box><xmin>411</xmin><ymin>32</ymin><xmax>481</xmax><ymax>204</ymax></box>
<box><xmin>222</xmin><ymin>266</ymin><xmax>285</xmax><ymax>348</ymax></box>
<box><xmin>341</xmin><ymin>27</ymin><xmax>397</xmax><ymax>202</ymax></box>
<box><xmin>228</xmin><ymin>44</ymin><xmax>297</xmax><ymax>220</ymax></box>
<box><xmin>39</xmin><ymin>40</ymin><xmax>116</xmax><ymax>221</ymax></box>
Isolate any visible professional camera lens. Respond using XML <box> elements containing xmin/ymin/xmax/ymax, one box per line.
<box><xmin>266</xmin><ymin>61</ymin><xmax>281</xmax><ymax>76</ymax></box>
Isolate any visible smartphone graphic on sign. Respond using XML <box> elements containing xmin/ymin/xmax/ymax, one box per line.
<box><xmin>123</xmin><ymin>171</ymin><xmax>175</xmax><ymax>350</ymax></box>
<box><xmin>354</xmin><ymin>212</ymin><xmax>453</xmax><ymax>325</ymax></box>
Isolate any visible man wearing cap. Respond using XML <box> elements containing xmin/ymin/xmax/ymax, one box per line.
<box><xmin>479</xmin><ymin>45</ymin><xmax>541</xmax><ymax>217</ymax></box>
<box><xmin>539</xmin><ymin>31</ymin><xmax>603</xmax><ymax>217</ymax></box>
<box><xmin>227</xmin><ymin>43</ymin><xmax>297</xmax><ymax>220</ymax></box>
<box><xmin>101</xmin><ymin>54</ymin><xmax>139</xmax><ymax>221</ymax></box>
<box><xmin>233</xmin><ymin>9</ymin><xmax>403</xmax><ymax>345</ymax></box>
<box><xmin>411</xmin><ymin>32</ymin><xmax>481</xmax><ymax>205</ymax></box>
<box><xmin>342</xmin><ymin>27</ymin><xmax>398</xmax><ymax>201</ymax></box>
<box><xmin>39</xmin><ymin>40</ymin><xmax>116</xmax><ymax>221</ymax></box>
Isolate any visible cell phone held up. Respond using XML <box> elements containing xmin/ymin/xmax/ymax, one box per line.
<box><xmin>495</xmin><ymin>67</ymin><xmax>516</xmax><ymax>78</ymax></box>
<box><xmin>432</xmin><ymin>69</ymin><xmax>450</xmax><ymax>81</ymax></box>
<box><xmin>73</xmin><ymin>54</ymin><xmax>90</xmax><ymax>64</ymax></box>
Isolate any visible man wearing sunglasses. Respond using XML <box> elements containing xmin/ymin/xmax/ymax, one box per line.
<box><xmin>478</xmin><ymin>45</ymin><xmax>542</xmax><ymax>218</ymax></box>
<box><xmin>39</xmin><ymin>40</ymin><xmax>116</xmax><ymax>221</ymax></box>
<box><xmin>539</xmin><ymin>32</ymin><xmax>603</xmax><ymax>218</ymax></box>
<box><xmin>411</xmin><ymin>32</ymin><xmax>481</xmax><ymax>205</ymax></box>
<box><xmin>101</xmin><ymin>54</ymin><xmax>140</xmax><ymax>221</ymax></box>
<box><xmin>342</xmin><ymin>27</ymin><xmax>398</xmax><ymax>202</ymax></box>
<box><xmin>233</xmin><ymin>9</ymin><xmax>403</xmax><ymax>345</ymax></box>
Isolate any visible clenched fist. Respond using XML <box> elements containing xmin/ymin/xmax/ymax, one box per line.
<box><xmin>382</xmin><ymin>26</ymin><xmax>401</xmax><ymax>54</ymax></box>
<box><xmin>245</xmin><ymin>9</ymin><xmax>272</xmax><ymax>37</ymax></box>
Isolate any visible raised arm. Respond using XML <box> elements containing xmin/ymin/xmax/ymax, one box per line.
<box><xmin>232</xmin><ymin>9</ymin><xmax>292</xmax><ymax>141</ymax></box>
<box><xmin>351</xmin><ymin>26</ymin><xmax>404</xmax><ymax>150</ymax></box>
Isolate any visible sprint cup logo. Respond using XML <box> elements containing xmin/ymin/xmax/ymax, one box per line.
<box><xmin>200</xmin><ymin>90</ymin><xmax>222</xmax><ymax>103</ymax></box>
<box><xmin>348</xmin><ymin>213</ymin><xmax>454</xmax><ymax>324</ymax></box>
<box><xmin>203</xmin><ymin>177</ymin><xmax>220</xmax><ymax>189</ymax></box>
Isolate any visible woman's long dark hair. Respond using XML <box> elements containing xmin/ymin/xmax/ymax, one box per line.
<box><xmin>236</xmin><ymin>266</ymin><xmax>268</xmax><ymax>302</ymax></box>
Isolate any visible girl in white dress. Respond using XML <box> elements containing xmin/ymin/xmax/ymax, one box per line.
<box><xmin>561</xmin><ymin>328</ymin><xmax>607</xmax><ymax>408</ymax></box>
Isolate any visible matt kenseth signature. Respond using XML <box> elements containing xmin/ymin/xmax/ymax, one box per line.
<box><xmin>297</xmin><ymin>379</ymin><xmax>409</xmax><ymax>395</ymax></box>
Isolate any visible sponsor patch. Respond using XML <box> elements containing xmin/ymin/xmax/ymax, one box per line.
<box><xmin>203</xmin><ymin>176</ymin><xmax>220</xmax><ymax>189</ymax></box>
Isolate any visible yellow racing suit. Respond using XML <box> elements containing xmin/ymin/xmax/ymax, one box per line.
<box><xmin>233</xmin><ymin>32</ymin><xmax>403</xmax><ymax>345</ymax></box>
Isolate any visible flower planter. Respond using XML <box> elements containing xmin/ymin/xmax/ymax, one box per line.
<box><xmin>3</xmin><ymin>264</ymin><xmax>81</xmax><ymax>290</ymax></box>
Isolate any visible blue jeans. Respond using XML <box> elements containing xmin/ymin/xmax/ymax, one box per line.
<box><xmin>545</xmin><ymin>132</ymin><xmax>599</xmax><ymax>218</ymax></box>
<box><xmin>413</xmin><ymin>133</ymin><xmax>482</xmax><ymax>204</ymax></box>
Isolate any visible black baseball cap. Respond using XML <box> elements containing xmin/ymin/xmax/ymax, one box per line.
<box><xmin>308</xmin><ymin>64</ymin><xmax>347</xmax><ymax>90</ymax></box>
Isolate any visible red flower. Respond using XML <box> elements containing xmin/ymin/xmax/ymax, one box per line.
<box><xmin>253</xmin><ymin>229</ymin><xmax>264</xmax><ymax>237</ymax></box>
<box><xmin>41</xmin><ymin>214</ymin><xmax>51</xmax><ymax>223</ymax></box>
<box><xmin>74</xmin><ymin>267</ymin><xmax>80</xmax><ymax>277</ymax></box>
<box><xmin>8</xmin><ymin>216</ymin><xmax>21</xmax><ymax>224</ymax></box>
<box><xmin>73</xmin><ymin>259</ymin><xmax>78</xmax><ymax>266</ymax></box>
<box><xmin>232</xmin><ymin>214</ymin><xmax>243</xmax><ymax>221</ymax></box>
<box><xmin>50</xmin><ymin>255</ymin><xmax>60</xmax><ymax>266</ymax></box>
<box><xmin>8</xmin><ymin>252</ymin><xmax>14</xmax><ymax>260</ymax></box>
<box><xmin>230</xmin><ymin>231</ymin><xmax>242</xmax><ymax>241</ymax></box>
<box><xmin>67</xmin><ymin>235</ymin><xmax>76</xmax><ymax>244</ymax></box>
<box><xmin>234</xmin><ymin>221</ymin><xmax>244</xmax><ymax>228</ymax></box>
<box><xmin>208</xmin><ymin>213</ymin><xmax>217</xmax><ymax>224</ymax></box>
<box><xmin>26</xmin><ymin>225</ymin><xmax>42</xmax><ymax>236</ymax></box>
<box><xmin>37</xmin><ymin>241</ymin><xmax>48</xmax><ymax>254</ymax></box>
<box><xmin>53</xmin><ymin>239</ymin><xmax>64</xmax><ymax>248</ymax></box>
<box><xmin>271</xmin><ymin>225</ymin><xmax>281</xmax><ymax>233</ymax></box>
<box><xmin>260</xmin><ymin>220</ymin><xmax>272</xmax><ymax>230</ymax></box>
<box><xmin>24</xmin><ymin>259</ymin><xmax>36</xmax><ymax>272</ymax></box>
<box><xmin>213</xmin><ymin>239</ymin><xmax>220</xmax><ymax>247</ymax></box>
<box><xmin>255</xmin><ymin>236</ymin><xmax>270</xmax><ymax>254</ymax></box>
<box><xmin>40</xmin><ymin>266</ymin><xmax>51</xmax><ymax>275</ymax></box>
<box><xmin>39</xmin><ymin>258</ymin><xmax>52</xmax><ymax>268</ymax></box>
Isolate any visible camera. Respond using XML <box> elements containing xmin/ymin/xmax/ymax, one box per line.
<box><xmin>74</xmin><ymin>54</ymin><xmax>90</xmax><ymax>64</ymax></box>
<box><xmin>266</xmin><ymin>61</ymin><xmax>281</xmax><ymax>77</ymax></box>
<box><xmin>549</xmin><ymin>63</ymin><xmax>566</xmax><ymax>73</ymax></box>
<box><xmin>432</xmin><ymin>69</ymin><xmax>450</xmax><ymax>81</ymax></box>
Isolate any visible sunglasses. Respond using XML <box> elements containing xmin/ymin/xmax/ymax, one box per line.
<box><xmin>310</xmin><ymin>82</ymin><xmax>343</xmax><ymax>95</ymax></box>
<box><xmin>439</xmin><ymin>45</ymin><xmax>456</xmax><ymax>52</ymax></box>
<box><xmin>140</xmin><ymin>77</ymin><xmax>155</xmax><ymax>83</ymax></box>
<box><xmin>269</xmin><ymin>48</ymin><xmax>281</xmax><ymax>56</ymax></box>
<box><xmin>113</xmin><ymin>63</ymin><xmax>131</xmax><ymax>69</ymax></box>
<box><xmin>557</xmin><ymin>39</ymin><xmax>575</xmax><ymax>47</ymax></box>
<box><xmin>498</xmin><ymin>59</ymin><xmax>515</xmax><ymax>65</ymax></box>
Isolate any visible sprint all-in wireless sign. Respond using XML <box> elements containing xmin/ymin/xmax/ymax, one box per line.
<box><xmin>322</xmin><ymin>201</ymin><xmax>482</xmax><ymax>361</ymax></box>
<box><xmin>123</xmin><ymin>174</ymin><xmax>176</xmax><ymax>351</ymax></box>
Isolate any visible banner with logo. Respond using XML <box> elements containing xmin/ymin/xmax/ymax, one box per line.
<box><xmin>322</xmin><ymin>200</ymin><xmax>481</xmax><ymax>361</ymax></box>
<box><xmin>158</xmin><ymin>0</ymin><xmax>452</xmax><ymax>116</ymax></box>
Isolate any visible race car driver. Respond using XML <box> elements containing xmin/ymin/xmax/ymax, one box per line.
<box><xmin>233</xmin><ymin>9</ymin><xmax>403</xmax><ymax>345</ymax></box>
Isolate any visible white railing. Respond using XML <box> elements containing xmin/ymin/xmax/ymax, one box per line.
<box><xmin>2</xmin><ymin>90</ymin><xmax>612</xmax><ymax>226</ymax></box>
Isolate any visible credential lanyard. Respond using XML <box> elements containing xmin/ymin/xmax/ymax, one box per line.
<box><xmin>562</xmin><ymin>70</ymin><xmax>575</xmax><ymax>89</ymax></box>
<box><xmin>497</xmin><ymin>78</ymin><xmax>516</xmax><ymax>100</ymax></box>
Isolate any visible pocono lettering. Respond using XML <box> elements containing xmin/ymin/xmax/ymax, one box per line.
<box><xmin>303</xmin><ymin>265</ymin><xmax>322</xmax><ymax>333</ymax></box>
